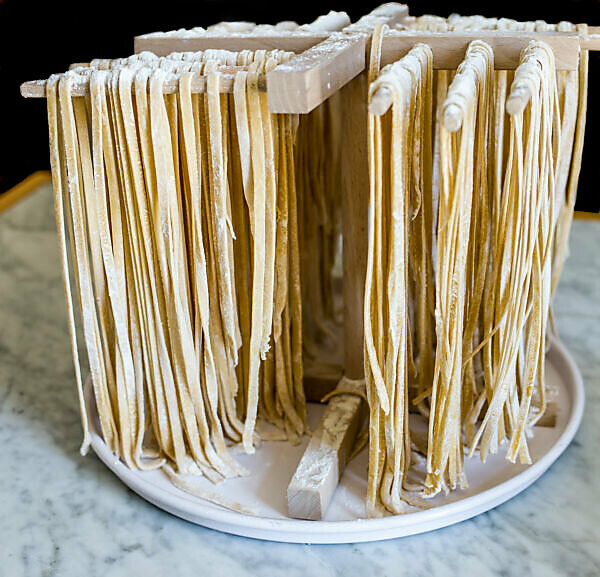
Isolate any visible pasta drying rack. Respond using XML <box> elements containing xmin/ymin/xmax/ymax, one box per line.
<box><xmin>20</xmin><ymin>2</ymin><xmax>600</xmax><ymax>523</ymax></box>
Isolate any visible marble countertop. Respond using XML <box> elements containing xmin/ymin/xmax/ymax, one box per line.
<box><xmin>1</xmin><ymin>183</ymin><xmax>599</xmax><ymax>577</ymax></box>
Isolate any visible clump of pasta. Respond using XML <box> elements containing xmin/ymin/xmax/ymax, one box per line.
<box><xmin>46</xmin><ymin>50</ymin><xmax>313</xmax><ymax>503</ymax></box>
<box><xmin>366</xmin><ymin>32</ymin><xmax>586</xmax><ymax>514</ymax></box>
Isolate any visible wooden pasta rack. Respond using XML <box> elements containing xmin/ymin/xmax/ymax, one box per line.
<box><xmin>20</xmin><ymin>3</ymin><xmax>600</xmax><ymax>524</ymax></box>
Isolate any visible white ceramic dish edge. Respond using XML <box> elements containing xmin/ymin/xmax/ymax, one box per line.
<box><xmin>86</xmin><ymin>336</ymin><xmax>584</xmax><ymax>544</ymax></box>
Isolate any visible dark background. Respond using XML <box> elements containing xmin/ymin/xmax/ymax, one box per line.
<box><xmin>1</xmin><ymin>0</ymin><xmax>599</xmax><ymax>210</ymax></box>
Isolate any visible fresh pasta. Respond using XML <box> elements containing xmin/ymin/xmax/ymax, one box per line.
<box><xmin>45</xmin><ymin>50</ymin><xmax>310</xmax><ymax>500</ymax></box>
<box><xmin>367</xmin><ymin>26</ymin><xmax>585</xmax><ymax>513</ymax></box>
<box><xmin>37</xmin><ymin>9</ymin><xmax>590</xmax><ymax>521</ymax></box>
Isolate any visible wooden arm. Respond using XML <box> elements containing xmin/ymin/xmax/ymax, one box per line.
<box><xmin>20</xmin><ymin>68</ymin><xmax>265</xmax><ymax>98</ymax></box>
<box><xmin>266</xmin><ymin>32</ymin><xmax>366</xmax><ymax>113</ymax></box>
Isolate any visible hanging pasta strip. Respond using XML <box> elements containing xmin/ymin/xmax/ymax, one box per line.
<box><xmin>272</xmin><ymin>102</ymin><xmax>304</xmax><ymax>440</ymax></box>
<box><xmin>284</xmin><ymin>111</ymin><xmax>307</xmax><ymax>431</ymax></box>
<box><xmin>46</xmin><ymin>76</ymin><xmax>94</xmax><ymax>455</ymax></box>
<box><xmin>198</xmin><ymin>65</ymin><xmax>245</xmax><ymax>446</ymax></box>
<box><xmin>364</xmin><ymin>24</ymin><xmax>388</xmax><ymax>517</ymax></box>
<box><xmin>408</xmin><ymin>40</ymin><xmax>435</xmax><ymax>420</ymax></box>
<box><xmin>146</xmin><ymin>68</ymin><xmax>216</xmax><ymax>475</ymax></box>
<box><xmin>117</xmin><ymin>67</ymin><xmax>168</xmax><ymax>469</ymax></box>
<box><xmin>239</xmin><ymin>63</ymin><xmax>267</xmax><ymax>453</ymax></box>
<box><xmin>228</xmin><ymin>72</ymin><xmax>252</xmax><ymax>421</ymax></box>
<box><xmin>206</xmin><ymin>64</ymin><xmax>242</xmax><ymax>366</ymax></box>
<box><xmin>133</xmin><ymin>68</ymin><xmax>180</xmax><ymax>464</ymax></box>
<box><xmin>551</xmin><ymin>23</ymin><xmax>589</xmax><ymax>297</ymax></box>
<box><xmin>71</xmin><ymin>86</ymin><xmax>123</xmax><ymax>451</ymax></box>
<box><xmin>258</xmin><ymin>55</ymin><xmax>305</xmax><ymax>439</ymax></box>
<box><xmin>186</xmin><ymin>64</ymin><xmax>234</xmax><ymax>448</ymax></box>
<box><xmin>476</xmin><ymin>68</ymin><xmax>508</xmax><ymax>437</ymax></box>
<box><xmin>426</xmin><ymin>41</ymin><xmax>493</xmax><ymax>496</ymax></box>
<box><xmin>285</xmin><ymin>112</ymin><xmax>306</xmax><ymax>426</ymax></box>
<box><xmin>366</xmin><ymin>41</ymin><xmax>433</xmax><ymax>515</ymax></box>
<box><xmin>59</xmin><ymin>73</ymin><xmax>122</xmax><ymax>458</ymax></box>
<box><xmin>165</xmin><ymin>67</ymin><xmax>246</xmax><ymax>476</ymax></box>
<box><xmin>90</xmin><ymin>70</ymin><xmax>141</xmax><ymax>468</ymax></box>
<box><xmin>469</xmin><ymin>41</ymin><xmax>558</xmax><ymax>462</ymax></box>
<box><xmin>109</xmin><ymin>69</ymin><xmax>154</xmax><ymax>468</ymax></box>
<box><xmin>460</xmin><ymin>43</ymin><xmax>493</xmax><ymax>444</ymax></box>
<box><xmin>179</xmin><ymin>69</ymin><xmax>221</xmax><ymax>431</ymax></box>
<box><xmin>204</xmin><ymin>62</ymin><xmax>246</xmax><ymax>442</ymax></box>
<box><xmin>180</xmin><ymin>60</ymin><xmax>248</xmax><ymax>454</ymax></box>
<box><xmin>506</xmin><ymin>42</ymin><xmax>559</xmax><ymax>461</ymax></box>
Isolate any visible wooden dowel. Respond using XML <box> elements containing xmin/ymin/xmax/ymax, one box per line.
<box><xmin>442</xmin><ymin>103</ymin><xmax>464</xmax><ymax>132</ymax></box>
<box><xmin>581</xmin><ymin>33</ymin><xmax>600</xmax><ymax>50</ymax></box>
<box><xmin>506</xmin><ymin>81</ymin><xmax>531</xmax><ymax>116</ymax></box>
<box><xmin>21</xmin><ymin>71</ymin><xmax>267</xmax><ymax>98</ymax></box>
<box><xmin>581</xmin><ymin>26</ymin><xmax>600</xmax><ymax>50</ymax></box>
<box><xmin>368</xmin><ymin>85</ymin><xmax>392</xmax><ymax>115</ymax></box>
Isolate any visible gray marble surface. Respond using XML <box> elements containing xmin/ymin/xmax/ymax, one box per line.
<box><xmin>1</xmin><ymin>183</ymin><xmax>599</xmax><ymax>577</ymax></box>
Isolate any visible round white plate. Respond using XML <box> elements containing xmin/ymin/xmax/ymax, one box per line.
<box><xmin>86</xmin><ymin>336</ymin><xmax>584</xmax><ymax>543</ymax></box>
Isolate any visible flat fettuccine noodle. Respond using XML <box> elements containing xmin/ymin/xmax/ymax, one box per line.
<box><xmin>45</xmin><ymin>50</ymin><xmax>307</xmax><ymax>497</ymax></box>
<box><xmin>367</xmin><ymin>25</ymin><xmax>576</xmax><ymax>514</ymax></box>
<box><xmin>366</xmin><ymin>37</ymin><xmax>434</xmax><ymax>515</ymax></box>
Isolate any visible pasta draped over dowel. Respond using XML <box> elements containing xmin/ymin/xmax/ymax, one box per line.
<box><xmin>46</xmin><ymin>49</ymin><xmax>311</xmax><ymax>506</ymax></box>
<box><xmin>367</xmin><ymin>19</ymin><xmax>587</xmax><ymax>513</ymax></box>
<box><xmin>366</xmin><ymin>39</ymin><xmax>434</xmax><ymax>515</ymax></box>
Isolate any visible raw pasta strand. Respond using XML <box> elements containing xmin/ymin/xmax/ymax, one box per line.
<box><xmin>366</xmin><ymin>42</ymin><xmax>434</xmax><ymax>514</ymax></box>
<box><xmin>426</xmin><ymin>41</ymin><xmax>493</xmax><ymax>496</ymax></box>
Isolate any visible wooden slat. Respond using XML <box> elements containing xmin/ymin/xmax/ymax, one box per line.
<box><xmin>267</xmin><ymin>4</ymin><xmax>409</xmax><ymax>113</ymax></box>
<box><xmin>20</xmin><ymin>70</ymin><xmax>266</xmax><ymax>98</ymax></box>
<box><xmin>287</xmin><ymin>379</ymin><xmax>366</xmax><ymax>520</ymax></box>
<box><xmin>134</xmin><ymin>33</ymin><xmax>328</xmax><ymax>56</ymax></box>
<box><xmin>267</xmin><ymin>32</ymin><xmax>366</xmax><ymax>114</ymax></box>
<box><xmin>381</xmin><ymin>30</ymin><xmax>581</xmax><ymax>70</ymax></box>
<box><xmin>341</xmin><ymin>72</ymin><xmax>370</xmax><ymax>381</ymax></box>
<box><xmin>582</xmin><ymin>26</ymin><xmax>600</xmax><ymax>50</ymax></box>
<box><xmin>287</xmin><ymin>73</ymin><xmax>371</xmax><ymax>521</ymax></box>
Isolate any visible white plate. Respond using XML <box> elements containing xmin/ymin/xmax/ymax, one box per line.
<box><xmin>86</xmin><ymin>336</ymin><xmax>584</xmax><ymax>543</ymax></box>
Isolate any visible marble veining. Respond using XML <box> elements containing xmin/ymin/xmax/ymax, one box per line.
<box><xmin>1</xmin><ymin>183</ymin><xmax>599</xmax><ymax>577</ymax></box>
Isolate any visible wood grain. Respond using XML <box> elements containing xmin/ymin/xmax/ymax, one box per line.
<box><xmin>21</xmin><ymin>71</ymin><xmax>266</xmax><ymax>98</ymax></box>
<box><xmin>341</xmin><ymin>72</ymin><xmax>370</xmax><ymax>380</ymax></box>
<box><xmin>381</xmin><ymin>30</ymin><xmax>581</xmax><ymax>70</ymax></box>
<box><xmin>287</xmin><ymin>379</ymin><xmax>365</xmax><ymax>520</ymax></box>
<box><xmin>134</xmin><ymin>34</ymin><xmax>328</xmax><ymax>56</ymax></box>
<box><xmin>267</xmin><ymin>33</ymin><xmax>366</xmax><ymax>114</ymax></box>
